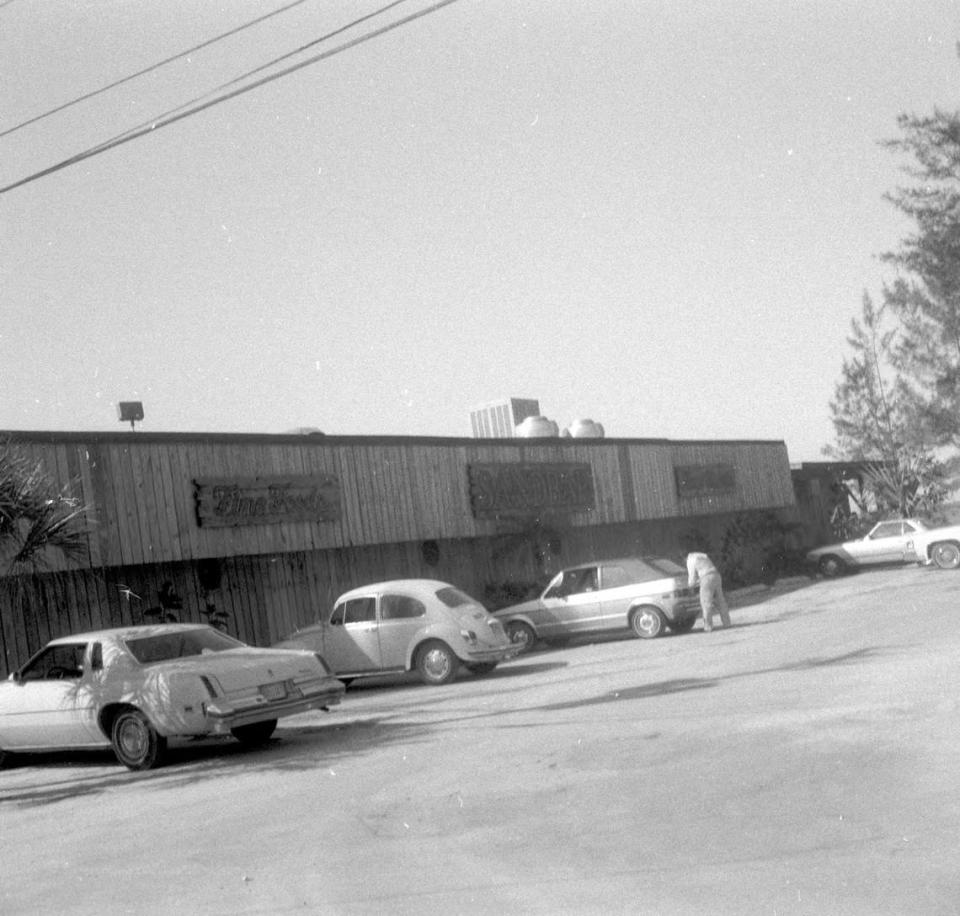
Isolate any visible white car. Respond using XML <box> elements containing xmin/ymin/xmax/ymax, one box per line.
<box><xmin>806</xmin><ymin>519</ymin><xmax>928</xmax><ymax>576</ymax></box>
<box><xmin>490</xmin><ymin>557</ymin><xmax>703</xmax><ymax>650</ymax></box>
<box><xmin>275</xmin><ymin>579</ymin><xmax>519</xmax><ymax>686</ymax></box>
<box><xmin>911</xmin><ymin>522</ymin><xmax>960</xmax><ymax>570</ymax></box>
<box><xmin>0</xmin><ymin>623</ymin><xmax>345</xmax><ymax>770</ymax></box>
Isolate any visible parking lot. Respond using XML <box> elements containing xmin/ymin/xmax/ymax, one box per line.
<box><xmin>2</xmin><ymin>565</ymin><xmax>959</xmax><ymax>915</ymax></box>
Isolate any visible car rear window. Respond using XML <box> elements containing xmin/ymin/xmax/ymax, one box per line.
<box><xmin>125</xmin><ymin>629</ymin><xmax>244</xmax><ymax>664</ymax></box>
<box><xmin>640</xmin><ymin>558</ymin><xmax>685</xmax><ymax>578</ymax></box>
<box><xmin>435</xmin><ymin>586</ymin><xmax>477</xmax><ymax>608</ymax></box>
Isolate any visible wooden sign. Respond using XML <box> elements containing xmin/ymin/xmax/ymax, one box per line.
<box><xmin>194</xmin><ymin>475</ymin><xmax>341</xmax><ymax>527</ymax></box>
<box><xmin>468</xmin><ymin>463</ymin><xmax>595</xmax><ymax>518</ymax></box>
<box><xmin>674</xmin><ymin>463</ymin><xmax>737</xmax><ymax>498</ymax></box>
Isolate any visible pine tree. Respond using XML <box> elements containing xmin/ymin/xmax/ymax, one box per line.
<box><xmin>827</xmin><ymin>293</ymin><xmax>946</xmax><ymax>518</ymax></box>
<box><xmin>881</xmin><ymin>109</ymin><xmax>960</xmax><ymax>447</ymax></box>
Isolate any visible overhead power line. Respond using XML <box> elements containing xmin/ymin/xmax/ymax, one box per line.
<box><xmin>0</xmin><ymin>0</ymin><xmax>460</xmax><ymax>197</ymax></box>
<box><xmin>0</xmin><ymin>0</ymin><xmax>314</xmax><ymax>139</ymax></box>
<box><xmin>81</xmin><ymin>0</ymin><xmax>412</xmax><ymax>158</ymax></box>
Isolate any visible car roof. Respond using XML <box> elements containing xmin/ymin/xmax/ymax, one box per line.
<box><xmin>335</xmin><ymin>579</ymin><xmax>461</xmax><ymax>602</ymax></box>
<box><xmin>561</xmin><ymin>557</ymin><xmax>676</xmax><ymax>572</ymax></box>
<box><xmin>47</xmin><ymin>623</ymin><xmax>214</xmax><ymax>645</ymax></box>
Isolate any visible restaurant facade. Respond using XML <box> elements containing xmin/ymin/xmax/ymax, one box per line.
<box><xmin>0</xmin><ymin>430</ymin><xmax>797</xmax><ymax>676</ymax></box>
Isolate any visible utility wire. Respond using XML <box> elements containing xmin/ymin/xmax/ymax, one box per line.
<box><xmin>0</xmin><ymin>0</ymin><xmax>459</xmax><ymax>197</ymax></box>
<box><xmin>86</xmin><ymin>0</ymin><xmax>412</xmax><ymax>155</ymax></box>
<box><xmin>0</xmin><ymin>0</ymin><xmax>314</xmax><ymax>139</ymax></box>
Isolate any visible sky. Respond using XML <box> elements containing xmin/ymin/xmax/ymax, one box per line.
<box><xmin>2</xmin><ymin>1</ymin><xmax>960</xmax><ymax>463</ymax></box>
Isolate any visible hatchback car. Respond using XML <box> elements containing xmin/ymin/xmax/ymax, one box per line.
<box><xmin>491</xmin><ymin>557</ymin><xmax>702</xmax><ymax>651</ymax></box>
<box><xmin>274</xmin><ymin>579</ymin><xmax>518</xmax><ymax>686</ymax></box>
<box><xmin>0</xmin><ymin>623</ymin><xmax>345</xmax><ymax>770</ymax></box>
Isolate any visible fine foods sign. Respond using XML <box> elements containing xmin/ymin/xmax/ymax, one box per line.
<box><xmin>194</xmin><ymin>475</ymin><xmax>341</xmax><ymax>527</ymax></box>
<box><xmin>468</xmin><ymin>463</ymin><xmax>595</xmax><ymax>518</ymax></box>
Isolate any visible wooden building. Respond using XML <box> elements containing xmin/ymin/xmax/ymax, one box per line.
<box><xmin>0</xmin><ymin>430</ymin><xmax>795</xmax><ymax>676</ymax></box>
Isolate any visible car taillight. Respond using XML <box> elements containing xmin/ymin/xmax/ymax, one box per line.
<box><xmin>460</xmin><ymin>629</ymin><xmax>478</xmax><ymax>644</ymax></box>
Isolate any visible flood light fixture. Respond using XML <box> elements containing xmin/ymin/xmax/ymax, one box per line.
<box><xmin>118</xmin><ymin>401</ymin><xmax>144</xmax><ymax>430</ymax></box>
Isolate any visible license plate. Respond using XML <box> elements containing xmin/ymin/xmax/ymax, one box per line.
<box><xmin>260</xmin><ymin>681</ymin><xmax>287</xmax><ymax>701</ymax></box>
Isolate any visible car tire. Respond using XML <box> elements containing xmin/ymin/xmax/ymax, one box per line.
<box><xmin>416</xmin><ymin>641</ymin><xmax>458</xmax><ymax>686</ymax></box>
<box><xmin>668</xmin><ymin>616</ymin><xmax>697</xmax><ymax>634</ymax></box>
<box><xmin>818</xmin><ymin>555</ymin><xmax>846</xmax><ymax>577</ymax></box>
<box><xmin>465</xmin><ymin>662</ymin><xmax>498</xmax><ymax>675</ymax></box>
<box><xmin>231</xmin><ymin>719</ymin><xmax>277</xmax><ymax>746</ymax></box>
<box><xmin>505</xmin><ymin>621</ymin><xmax>537</xmax><ymax>654</ymax></box>
<box><xmin>111</xmin><ymin>708</ymin><xmax>167</xmax><ymax>771</ymax></box>
<box><xmin>630</xmin><ymin>605</ymin><xmax>665</xmax><ymax>639</ymax></box>
<box><xmin>930</xmin><ymin>542</ymin><xmax>960</xmax><ymax>570</ymax></box>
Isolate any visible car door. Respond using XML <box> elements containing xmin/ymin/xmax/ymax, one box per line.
<box><xmin>0</xmin><ymin>642</ymin><xmax>103</xmax><ymax>750</ymax></box>
<box><xmin>854</xmin><ymin>522</ymin><xmax>914</xmax><ymax>565</ymax></box>
<box><xmin>900</xmin><ymin>521</ymin><xmax>922</xmax><ymax>560</ymax></box>
<box><xmin>537</xmin><ymin>566</ymin><xmax>604</xmax><ymax>637</ymax></box>
<box><xmin>323</xmin><ymin>596</ymin><xmax>382</xmax><ymax>674</ymax></box>
<box><xmin>377</xmin><ymin>592</ymin><xmax>428</xmax><ymax>670</ymax></box>
<box><xmin>597</xmin><ymin>563</ymin><xmax>638</xmax><ymax>627</ymax></box>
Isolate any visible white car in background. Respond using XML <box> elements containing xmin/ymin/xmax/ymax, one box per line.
<box><xmin>0</xmin><ymin>624</ymin><xmax>344</xmax><ymax>770</ymax></box>
<box><xmin>806</xmin><ymin>518</ymin><xmax>929</xmax><ymax>576</ymax></box>
<box><xmin>912</xmin><ymin>521</ymin><xmax>960</xmax><ymax>569</ymax></box>
<box><xmin>807</xmin><ymin>517</ymin><xmax>960</xmax><ymax>575</ymax></box>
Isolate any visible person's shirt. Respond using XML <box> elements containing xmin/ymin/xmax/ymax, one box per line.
<box><xmin>687</xmin><ymin>552</ymin><xmax>717</xmax><ymax>586</ymax></box>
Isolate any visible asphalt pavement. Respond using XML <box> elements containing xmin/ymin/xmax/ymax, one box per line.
<box><xmin>2</xmin><ymin>564</ymin><xmax>958</xmax><ymax>915</ymax></box>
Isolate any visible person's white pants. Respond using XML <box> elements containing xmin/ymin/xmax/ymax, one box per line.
<box><xmin>699</xmin><ymin>571</ymin><xmax>730</xmax><ymax>631</ymax></box>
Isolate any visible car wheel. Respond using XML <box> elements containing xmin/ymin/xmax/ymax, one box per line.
<box><xmin>111</xmin><ymin>708</ymin><xmax>167</xmax><ymax>771</ymax></box>
<box><xmin>630</xmin><ymin>605</ymin><xmax>665</xmax><ymax>639</ymax></box>
<box><xmin>818</xmin><ymin>555</ymin><xmax>846</xmax><ymax>577</ymax></box>
<box><xmin>668</xmin><ymin>616</ymin><xmax>697</xmax><ymax>634</ymax></box>
<box><xmin>465</xmin><ymin>662</ymin><xmax>498</xmax><ymax>675</ymax></box>
<box><xmin>231</xmin><ymin>719</ymin><xmax>277</xmax><ymax>746</ymax></box>
<box><xmin>930</xmin><ymin>542</ymin><xmax>960</xmax><ymax>570</ymax></box>
<box><xmin>416</xmin><ymin>641</ymin><xmax>458</xmax><ymax>685</ymax></box>
<box><xmin>505</xmin><ymin>621</ymin><xmax>537</xmax><ymax>654</ymax></box>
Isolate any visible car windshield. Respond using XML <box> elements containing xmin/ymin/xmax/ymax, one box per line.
<box><xmin>435</xmin><ymin>586</ymin><xmax>478</xmax><ymax>608</ymax></box>
<box><xmin>125</xmin><ymin>628</ymin><xmax>245</xmax><ymax>664</ymax></box>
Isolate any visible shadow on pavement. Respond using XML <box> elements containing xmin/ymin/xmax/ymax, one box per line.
<box><xmin>727</xmin><ymin>576</ymin><xmax>818</xmax><ymax>611</ymax></box>
<box><xmin>518</xmin><ymin>645</ymin><xmax>898</xmax><ymax>716</ymax></box>
<box><xmin>343</xmin><ymin>660</ymin><xmax>568</xmax><ymax>695</ymax></box>
<box><xmin>0</xmin><ymin>715</ymin><xmax>431</xmax><ymax>809</ymax></box>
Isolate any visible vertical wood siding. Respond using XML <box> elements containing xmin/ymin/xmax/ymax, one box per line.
<box><xmin>0</xmin><ymin>501</ymin><xmax>788</xmax><ymax>678</ymax></box>
<box><xmin>0</xmin><ymin>432</ymin><xmax>796</xmax><ymax>675</ymax></box>
<box><xmin>0</xmin><ymin>434</ymin><xmax>794</xmax><ymax>573</ymax></box>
